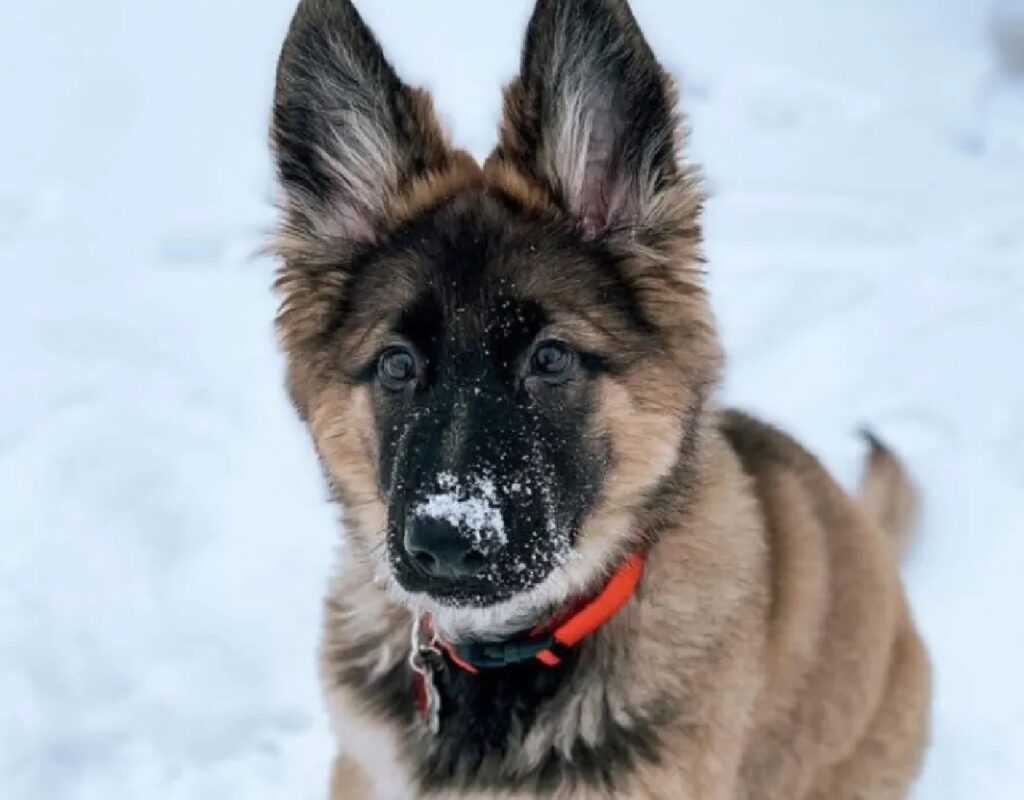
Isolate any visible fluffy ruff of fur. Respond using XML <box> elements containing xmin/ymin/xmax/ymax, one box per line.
<box><xmin>268</xmin><ymin>0</ymin><xmax>931</xmax><ymax>797</ymax></box>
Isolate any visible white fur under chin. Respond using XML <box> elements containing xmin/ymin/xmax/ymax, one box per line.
<box><xmin>371</xmin><ymin>542</ymin><xmax>621</xmax><ymax>641</ymax></box>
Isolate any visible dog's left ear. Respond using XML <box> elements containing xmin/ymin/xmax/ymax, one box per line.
<box><xmin>493</xmin><ymin>0</ymin><xmax>690</xmax><ymax>238</ymax></box>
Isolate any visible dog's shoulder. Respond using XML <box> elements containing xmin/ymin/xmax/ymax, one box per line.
<box><xmin>719</xmin><ymin>408</ymin><xmax>820</xmax><ymax>477</ymax></box>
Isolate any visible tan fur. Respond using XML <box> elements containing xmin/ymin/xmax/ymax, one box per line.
<box><xmin>309</xmin><ymin>384</ymin><xmax>387</xmax><ymax>556</ymax></box>
<box><xmin>332</xmin><ymin>755</ymin><xmax>376</xmax><ymax>799</ymax></box>
<box><xmin>859</xmin><ymin>432</ymin><xmax>920</xmax><ymax>560</ymax></box>
<box><xmin>389</xmin><ymin>153</ymin><xmax>486</xmax><ymax>228</ymax></box>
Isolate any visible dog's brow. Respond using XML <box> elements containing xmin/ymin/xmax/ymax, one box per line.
<box><xmin>340</xmin><ymin>316</ymin><xmax>393</xmax><ymax>373</ymax></box>
<box><xmin>543</xmin><ymin>303</ymin><xmax>627</xmax><ymax>352</ymax></box>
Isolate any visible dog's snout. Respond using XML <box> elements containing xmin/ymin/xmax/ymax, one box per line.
<box><xmin>404</xmin><ymin>516</ymin><xmax>487</xmax><ymax>580</ymax></box>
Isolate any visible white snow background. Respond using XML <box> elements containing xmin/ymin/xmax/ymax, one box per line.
<box><xmin>1</xmin><ymin>0</ymin><xmax>1022</xmax><ymax>797</ymax></box>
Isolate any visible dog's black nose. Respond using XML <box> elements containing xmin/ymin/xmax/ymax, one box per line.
<box><xmin>404</xmin><ymin>517</ymin><xmax>488</xmax><ymax>579</ymax></box>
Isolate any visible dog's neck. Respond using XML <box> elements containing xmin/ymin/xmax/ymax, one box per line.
<box><xmin>424</xmin><ymin>551</ymin><xmax>645</xmax><ymax>674</ymax></box>
<box><xmin>322</xmin><ymin>535</ymin><xmax>683</xmax><ymax>795</ymax></box>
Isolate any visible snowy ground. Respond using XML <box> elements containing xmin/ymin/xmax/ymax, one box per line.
<box><xmin>1</xmin><ymin>1</ymin><xmax>1022</xmax><ymax>798</ymax></box>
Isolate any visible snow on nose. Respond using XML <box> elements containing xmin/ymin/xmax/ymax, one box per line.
<box><xmin>412</xmin><ymin>472</ymin><xmax>507</xmax><ymax>549</ymax></box>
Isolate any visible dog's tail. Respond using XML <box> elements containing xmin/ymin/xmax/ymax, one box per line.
<box><xmin>858</xmin><ymin>430</ymin><xmax>919</xmax><ymax>561</ymax></box>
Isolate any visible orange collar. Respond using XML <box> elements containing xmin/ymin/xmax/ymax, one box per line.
<box><xmin>434</xmin><ymin>552</ymin><xmax>645</xmax><ymax>674</ymax></box>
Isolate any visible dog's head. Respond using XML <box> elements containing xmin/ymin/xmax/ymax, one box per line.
<box><xmin>271</xmin><ymin>0</ymin><xmax>721</xmax><ymax>636</ymax></box>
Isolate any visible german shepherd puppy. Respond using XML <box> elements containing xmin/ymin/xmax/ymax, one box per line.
<box><xmin>269</xmin><ymin>0</ymin><xmax>931</xmax><ymax>797</ymax></box>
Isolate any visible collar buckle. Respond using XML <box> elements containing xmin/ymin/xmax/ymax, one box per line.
<box><xmin>452</xmin><ymin>634</ymin><xmax>556</xmax><ymax>669</ymax></box>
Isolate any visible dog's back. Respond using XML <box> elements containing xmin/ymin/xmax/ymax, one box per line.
<box><xmin>721</xmin><ymin>411</ymin><xmax>930</xmax><ymax>799</ymax></box>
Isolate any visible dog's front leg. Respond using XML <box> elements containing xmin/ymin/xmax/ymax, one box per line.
<box><xmin>326</xmin><ymin>683</ymin><xmax>415</xmax><ymax>800</ymax></box>
<box><xmin>330</xmin><ymin>754</ymin><xmax>377</xmax><ymax>800</ymax></box>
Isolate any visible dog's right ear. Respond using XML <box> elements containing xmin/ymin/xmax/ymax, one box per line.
<box><xmin>271</xmin><ymin>0</ymin><xmax>451</xmax><ymax>245</ymax></box>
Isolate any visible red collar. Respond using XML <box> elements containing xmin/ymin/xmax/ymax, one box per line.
<box><xmin>431</xmin><ymin>552</ymin><xmax>645</xmax><ymax>674</ymax></box>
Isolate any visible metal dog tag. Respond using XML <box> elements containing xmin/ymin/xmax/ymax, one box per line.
<box><xmin>410</xmin><ymin>616</ymin><xmax>443</xmax><ymax>734</ymax></box>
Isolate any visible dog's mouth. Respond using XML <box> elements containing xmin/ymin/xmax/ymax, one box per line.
<box><xmin>382</xmin><ymin>527</ymin><xmax>637</xmax><ymax>644</ymax></box>
<box><xmin>383</xmin><ymin>539</ymin><xmax>589</xmax><ymax>641</ymax></box>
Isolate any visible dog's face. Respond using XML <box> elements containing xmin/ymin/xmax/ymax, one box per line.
<box><xmin>271</xmin><ymin>0</ymin><xmax>721</xmax><ymax>633</ymax></box>
<box><xmin>361</xmin><ymin>201</ymin><xmax>616</xmax><ymax>607</ymax></box>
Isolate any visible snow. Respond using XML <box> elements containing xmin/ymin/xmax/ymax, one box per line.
<box><xmin>412</xmin><ymin>473</ymin><xmax>507</xmax><ymax>547</ymax></box>
<box><xmin>1</xmin><ymin>1</ymin><xmax>1021</xmax><ymax>798</ymax></box>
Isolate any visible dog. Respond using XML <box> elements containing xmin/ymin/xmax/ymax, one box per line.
<box><xmin>269</xmin><ymin>0</ymin><xmax>931</xmax><ymax>797</ymax></box>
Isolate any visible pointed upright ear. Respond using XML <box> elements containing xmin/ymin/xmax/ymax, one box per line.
<box><xmin>271</xmin><ymin>0</ymin><xmax>452</xmax><ymax>245</ymax></box>
<box><xmin>493</xmin><ymin>0</ymin><xmax>693</xmax><ymax>238</ymax></box>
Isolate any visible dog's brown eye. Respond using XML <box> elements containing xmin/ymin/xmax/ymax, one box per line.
<box><xmin>378</xmin><ymin>347</ymin><xmax>417</xmax><ymax>390</ymax></box>
<box><xmin>531</xmin><ymin>341</ymin><xmax>576</xmax><ymax>383</ymax></box>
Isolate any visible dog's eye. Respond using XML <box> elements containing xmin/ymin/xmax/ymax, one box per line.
<box><xmin>531</xmin><ymin>340</ymin><xmax>576</xmax><ymax>383</ymax></box>
<box><xmin>378</xmin><ymin>347</ymin><xmax>417</xmax><ymax>390</ymax></box>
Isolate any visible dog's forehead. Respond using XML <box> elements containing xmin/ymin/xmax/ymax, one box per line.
<box><xmin>343</xmin><ymin>187</ymin><xmax>648</xmax><ymax>371</ymax></box>
<box><xmin>396</xmin><ymin>278</ymin><xmax>548</xmax><ymax>367</ymax></box>
<box><xmin>386</xmin><ymin>195</ymin><xmax>560</xmax><ymax>345</ymax></box>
